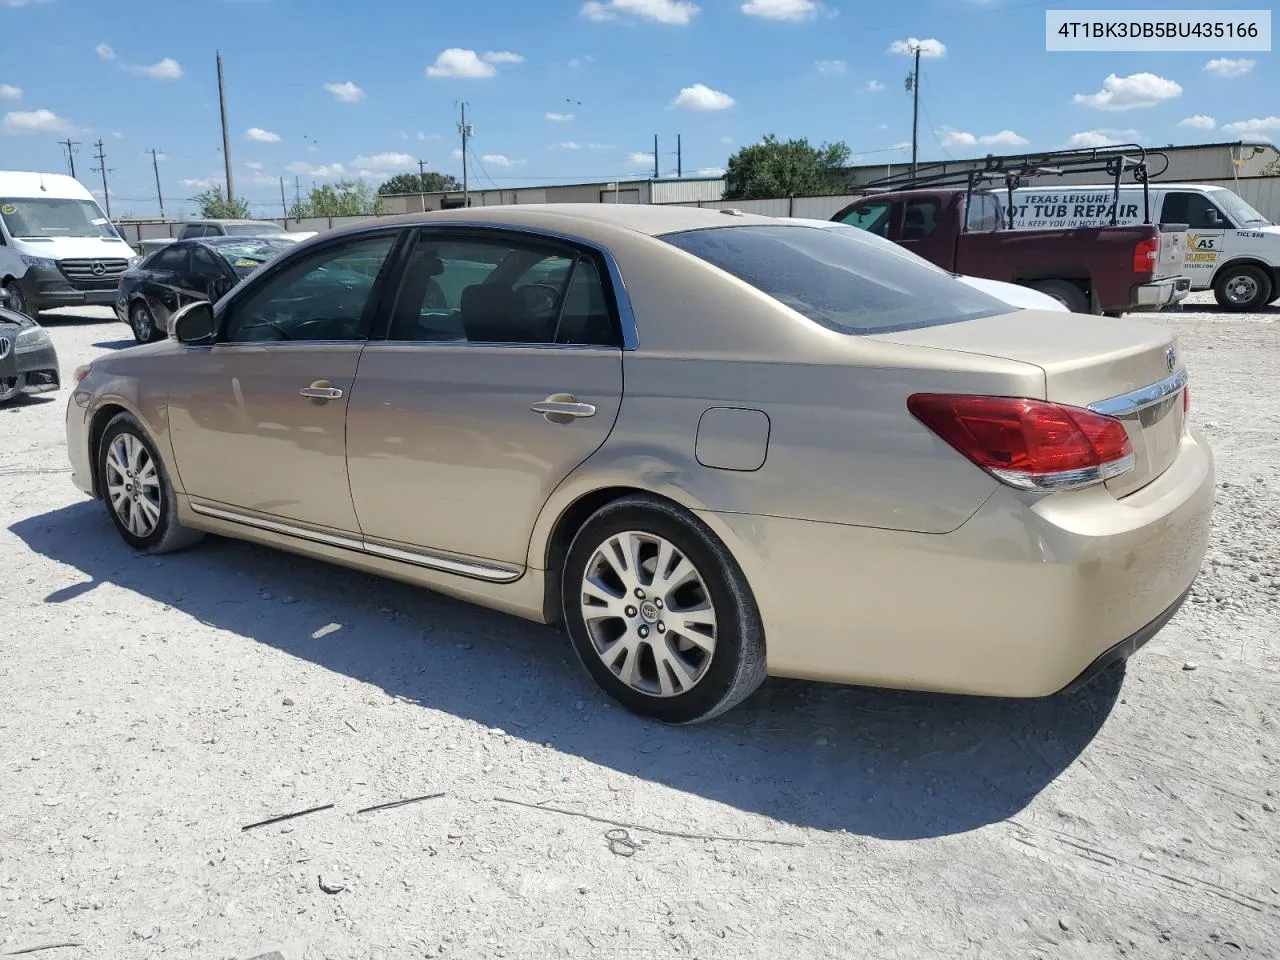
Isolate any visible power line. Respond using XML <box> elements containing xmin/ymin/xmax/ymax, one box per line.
<box><xmin>91</xmin><ymin>140</ymin><xmax>113</xmax><ymax>218</ymax></box>
<box><xmin>58</xmin><ymin>138</ymin><xmax>81</xmax><ymax>179</ymax></box>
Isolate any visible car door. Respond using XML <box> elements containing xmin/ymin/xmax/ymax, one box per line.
<box><xmin>186</xmin><ymin>244</ymin><xmax>236</xmax><ymax>305</ymax></box>
<box><xmin>140</xmin><ymin>245</ymin><xmax>190</xmax><ymax>327</ymax></box>
<box><xmin>893</xmin><ymin>196</ymin><xmax>953</xmax><ymax>267</ymax></box>
<box><xmin>1161</xmin><ymin>191</ymin><xmax>1229</xmax><ymax>288</ymax></box>
<box><xmin>345</xmin><ymin>227</ymin><xmax>625</xmax><ymax>569</ymax></box>
<box><xmin>166</xmin><ymin>230</ymin><xmax>401</xmax><ymax>534</ymax></box>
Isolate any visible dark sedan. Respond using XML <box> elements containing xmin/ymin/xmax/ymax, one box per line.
<box><xmin>114</xmin><ymin>236</ymin><xmax>294</xmax><ymax>343</ymax></box>
<box><xmin>0</xmin><ymin>292</ymin><xmax>59</xmax><ymax>403</ymax></box>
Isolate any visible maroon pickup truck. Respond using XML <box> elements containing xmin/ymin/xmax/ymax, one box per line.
<box><xmin>831</xmin><ymin>188</ymin><xmax>1190</xmax><ymax>315</ymax></box>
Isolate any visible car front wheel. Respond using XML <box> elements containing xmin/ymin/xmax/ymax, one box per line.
<box><xmin>1213</xmin><ymin>265</ymin><xmax>1272</xmax><ymax>311</ymax></box>
<box><xmin>561</xmin><ymin>495</ymin><xmax>767</xmax><ymax>724</ymax></box>
<box><xmin>97</xmin><ymin>412</ymin><xmax>204</xmax><ymax>554</ymax></box>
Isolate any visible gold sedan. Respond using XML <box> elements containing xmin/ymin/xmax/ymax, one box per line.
<box><xmin>65</xmin><ymin>205</ymin><xmax>1214</xmax><ymax>723</ymax></box>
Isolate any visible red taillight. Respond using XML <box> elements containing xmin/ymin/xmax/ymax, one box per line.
<box><xmin>1133</xmin><ymin>237</ymin><xmax>1158</xmax><ymax>274</ymax></box>
<box><xmin>907</xmin><ymin>394</ymin><xmax>1135</xmax><ymax>491</ymax></box>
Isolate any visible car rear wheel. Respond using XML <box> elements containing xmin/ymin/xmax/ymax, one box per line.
<box><xmin>97</xmin><ymin>413</ymin><xmax>204</xmax><ymax>554</ymax></box>
<box><xmin>1028</xmin><ymin>279</ymin><xmax>1090</xmax><ymax>314</ymax></box>
<box><xmin>561</xmin><ymin>495</ymin><xmax>766</xmax><ymax>724</ymax></box>
<box><xmin>130</xmin><ymin>302</ymin><xmax>161</xmax><ymax>344</ymax></box>
<box><xmin>1213</xmin><ymin>265</ymin><xmax>1272</xmax><ymax>312</ymax></box>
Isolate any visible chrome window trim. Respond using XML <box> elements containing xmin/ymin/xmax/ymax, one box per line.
<box><xmin>406</xmin><ymin>220</ymin><xmax>639</xmax><ymax>350</ymax></box>
<box><xmin>188</xmin><ymin>501</ymin><xmax>522</xmax><ymax>583</ymax></box>
<box><xmin>1088</xmin><ymin>367</ymin><xmax>1188</xmax><ymax>417</ymax></box>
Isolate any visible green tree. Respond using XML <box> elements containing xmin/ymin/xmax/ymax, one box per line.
<box><xmin>723</xmin><ymin>135</ymin><xmax>852</xmax><ymax>200</ymax></box>
<box><xmin>290</xmin><ymin>179</ymin><xmax>380</xmax><ymax>218</ymax></box>
<box><xmin>1263</xmin><ymin>157</ymin><xmax>1280</xmax><ymax>176</ymax></box>
<box><xmin>194</xmin><ymin>186</ymin><xmax>252</xmax><ymax>219</ymax></box>
<box><xmin>378</xmin><ymin>171</ymin><xmax>460</xmax><ymax>195</ymax></box>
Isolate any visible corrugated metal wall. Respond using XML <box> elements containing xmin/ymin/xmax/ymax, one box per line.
<box><xmin>650</xmin><ymin>178</ymin><xmax>726</xmax><ymax>204</ymax></box>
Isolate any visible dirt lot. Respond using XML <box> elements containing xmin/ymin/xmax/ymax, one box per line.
<box><xmin>1</xmin><ymin>297</ymin><xmax>1277</xmax><ymax>960</ymax></box>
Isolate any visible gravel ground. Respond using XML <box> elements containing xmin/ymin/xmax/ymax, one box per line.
<box><xmin>1</xmin><ymin>296</ymin><xmax>1277</xmax><ymax>960</ymax></box>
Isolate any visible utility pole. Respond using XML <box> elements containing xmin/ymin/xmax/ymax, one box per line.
<box><xmin>279</xmin><ymin>177</ymin><xmax>288</xmax><ymax>220</ymax></box>
<box><xmin>148</xmin><ymin>148</ymin><xmax>166</xmax><ymax>219</ymax></box>
<box><xmin>216</xmin><ymin>51</ymin><xmax>235</xmax><ymax>202</ymax></box>
<box><xmin>294</xmin><ymin>176</ymin><xmax>301</xmax><ymax>208</ymax></box>
<box><xmin>906</xmin><ymin>45</ymin><xmax>922</xmax><ymax>177</ymax></box>
<box><xmin>92</xmin><ymin>140</ymin><xmax>112</xmax><ymax>218</ymax></box>
<box><xmin>418</xmin><ymin>158</ymin><xmax>428</xmax><ymax>212</ymax></box>
<box><xmin>457</xmin><ymin>102</ymin><xmax>471</xmax><ymax>207</ymax></box>
<box><xmin>653</xmin><ymin>134</ymin><xmax>659</xmax><ymax>179</ymax></box>
<box><xmin>677</xmin><ymin>134</ymin><xmax>682</xmax><ymax>178</ymax></box>
<box><xmin>59</xmin><ymin>138</ymin><xmax>80</xmax><ymax>179</ymax></box>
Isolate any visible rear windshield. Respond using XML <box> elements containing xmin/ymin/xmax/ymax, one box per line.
<box><xmin>662</xmin><ymin>224</ymin><xmax>1008</xmax><ymax>334</ymax></box>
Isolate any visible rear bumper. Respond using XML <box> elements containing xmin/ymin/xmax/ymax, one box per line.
<box><xmin>704</xmin><ymin>427</ymin><xmax>1214</xmax><ymax>697</ymax></box>
<box><xmin>1130</xmin><ymin>276</ymin><xmax>1191</xmax><ymax>311</ymax></box>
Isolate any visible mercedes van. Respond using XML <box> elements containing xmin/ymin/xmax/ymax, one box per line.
<box><xmin>1005</xmin><ymin>183</ymin><xmax>1277</xmax><ymax>311</ymax></box>
<box><xmin>0</xmin><ymin>170</ymin><xmax>140</xmax><ymax>316</ymax></box>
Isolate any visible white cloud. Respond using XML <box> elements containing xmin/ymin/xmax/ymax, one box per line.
<box><xmin>426</xmin><ymin>49</ymin><xmax>496</xmax><ymax>79</ymax></box>
<box><xmin>545</xmin><ymin>111</ymin><xmax>575</xmax><ymax>121</ymax></box>
<box><xmin>482</xmin><ymin>51</ymin><xmax>523</xmax><ymax>64</ymax></box>
<box><xmin>671</xmin><ymin>83</ymin><xmax>735</xmax><ymax>111</ymax></box>
<box><xmin>246</xmin><ymin>127</ymin><xmax>281</xmax><ymax>143</ymax></box>
<box><xmin>450</xmin><ymin>148</ymin><xmax>464</xmax><ymax>160</ymax></box>
<box><xmin>697</xmin><ymin>166</ymin><xmax>726</xmax><ymax>176</ymax></box>
<box><xmin>324</xmin><ymin>81</ymin><xmax>365</xmax><ymax>102</ymax></box>
<box><xmin>352</xmin><ymin>152</ymin><xmax>415</xmax><ymax>169</ymax></box>
<box><xmin>742</xmin><ymin>0</ymin><xmax>816</xmax><ymax>20</ymax></box>
<box><xmin>891</xmin><ymin>141</ymin><xmax>911</xmax><ymax>150</ymax></box>
<box><xmin>1066</xmin><ymin>129</ymin><xmax>1141</xmax><ymax>148</ymax></box>
<box><xmin>720</xmin><ymin>135</ymin><xmax>734</xmax><ymax>144</ymax></box>
<box><xmin>0</xmin><ymin>84</ymin><xmax>20</xmax><ymax>100</ymax></box>
<box><xmin>417</xmin><ymin>131</ymin><xmax>439</xmax><ymax>141</ymax></box>
<box><xmin>1222</xmin><ymin>116</ymin><xmax>1280</xmax><ymax>135</ymax></box>
<box><xmin>1073</xmin><ymin>72</ymin><xmax>1181</xmax><ymax>111</ymax></box>
<box><xmin>581</xmin><ymin>0</ymin><xmax>699</xmax><ymax>25</ymax></box>
<box><xmin>481</xmin><ymin>153</ymin><xmax>520</xmax><ymax>166</ymax></box>
<box><xmin>1178</xmin><ymin>114</ymin><xmax>1216</xmax><ymax>131</ymax></box>
<box><xmin>181</xmin><ymin>177</ymin><xmax>221</xmax><ymax>190</ymax></box>
<box><xmin>129</xmin><ymin>57</ymin><xmax>183</xmax><ymax>80</ymax></box>
<box><xmin>1204</xmin><ymin>58</ymin><xmax>1255</xmax><ymax>79</ymax></box>
<box><xmin>111</xmin><ymin>131</ymin><xmax>124</xmax><ymax>139</ymax></box>
<box><xmin>888</xmin><ymin>37</ymin><xmax>945</xmax><ymax>58</ymax></box>
<box><xmin>865</xmin><ymin>80</ymin><xmax>885</xmax><ymax>92</ymax></box>
<box><xmin>943</xmin><ymin>129</ymin><xmax>1028</xmax><ymax>148</ymax></box>
<box><xmin>814</xmin><ymin>59</ymin><xmax>846</xmax><ymax>76</ymax></box>
<box><xmin>567</xmin><ymin>55</ymin><xmax>595</xmax><ymax>69</ymax></box>
<box><xmin>555</xmin><ymin>141</ymin><xmax>584</xmax><ymax>150</ymax></box>
<box><xmin>245</xmin><ymin>161</ymin><xmax>264</xmax><ymax>171</ymax></box>
<box><xmin>95</xmin><ymin>43</ymin><xmax>115</xmax><ymax>60</ymax></box>
<box><xmin>629</xmin><ymin>151</ymin><xmax>656</xmax><ymax>166</ymax></box>
<box><xmin>287</xmin><ymin>161</ymin><xmax>345</xmax><ymax>177</ymax></box>
<box><xmin>3</xmin><ymin>109</ymin><xmax>73</xmax><ymax>134</ymax></box>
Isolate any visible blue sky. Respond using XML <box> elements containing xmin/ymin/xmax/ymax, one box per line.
<box><xmin>1</xmin><ymin>0</ymin><xmax>1272</xmax><ymax>218</ymax></box>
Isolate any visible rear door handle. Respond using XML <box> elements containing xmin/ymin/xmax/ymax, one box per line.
<box><xmin>300</xmin><ymin>380</ymin><xmax>343</xmax><ymax>401</ymax></box>
<box><xmin>531</xmin><ymin>394</ymin><xmax>596</xmax><ymax>422</ymax></box>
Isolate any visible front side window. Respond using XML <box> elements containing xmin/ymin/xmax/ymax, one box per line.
<box><xmin>223</xmin><ymin>234</ymin><xmax>396</xmax><ymax>343</ymax></box>
<box><xmin>189</xmin><ymin>246</ymin><xmax>226</xmax><ymax>280</ymax></box>
<box><xmin>839</xmin><ymin>201</ymin><xmax>893</xmax><ymax>237</ymax></box>
<box><xmin>662</xmin><ymin>224</ymin><xmax>1007</xmax><ymax>335</ymax></box>
<box><xmin>0</xmin><ymin>198</ymin><xmax>120</xmax><ymax>239</ymax></box>
<box><xmin>385</xmin><ymin>232</ymin><xmax>618</xmax><ymax>346</ymax></box>
<box><xmin>1210</xmin><ymin>190</ymin><xmax>1270</xmax><ymax>227</ymax></box>
<box><xmin>1161</xmin><ymin>192</ymin><xmax>1230</xmax><ymax>230</ymax></box>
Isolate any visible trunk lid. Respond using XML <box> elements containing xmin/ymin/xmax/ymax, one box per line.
<box><xmin>872</xmin><ymin>309</ymin><xmax>1186</xmax><ymax>497</ymax></box>
<box><xmin>1153</xmin><ymin>225</ymin><xmax>1186</xmax><ymax>281</ymax></box>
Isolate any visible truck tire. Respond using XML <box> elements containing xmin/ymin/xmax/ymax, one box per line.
<box><xmin>1213</xmin><ymin>265</ymin><xmax>1272</xmax><ymax>312</ymax></box>
<box><xmin>1028</xmin><ymin>280</ymin><xmax>1089</xmax><ymax>314</ymax></box>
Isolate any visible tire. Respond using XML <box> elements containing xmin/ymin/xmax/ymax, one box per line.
<box><xmin>1213</xmin><ymin>265</ymin><xmax>1272</xmax><ymax>312</ymax></box>
<box><xmin>561</xmin><ymin>494</ymin><xmax>767</xmax><ymax>724</ymax></box>
<box><xmin>1027</xmin><ymin>279</ymin><xmax>1090</xmax><ymax>314</ymax></box>
<box><xmin>129</xmin><ymin>301</ymin><xmax>161</xmax><ymax>344</ymax></box>
<box><xmin>0</xmin><ymin>375</ymin><xmax>22</xmax><ymax>403</ymax></box>
<box><xmin>4</xmin><ymin>279</ymin><xmax>30</xmax><ymax>317</ymax></box>
<box><xmin>97</xmin><ymin>412</ymin><xmax>204</xmax><ymax>554</ymax></box>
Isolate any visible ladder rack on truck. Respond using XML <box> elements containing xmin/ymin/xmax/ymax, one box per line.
<box><xmin>851</xmin><ymin>145</ymin><xmax>1173</xmax><ymax>231</ymax></box>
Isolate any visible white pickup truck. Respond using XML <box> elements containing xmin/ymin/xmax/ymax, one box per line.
<box><xmin>137</xmin><ymin>219</ymin><xmax>317</xmax><ymax>257</ymax></box>
<box><xmin>1005</xmin><ymin>183</ymin><xmax>1278</xmax><ymax>311</ymax></box>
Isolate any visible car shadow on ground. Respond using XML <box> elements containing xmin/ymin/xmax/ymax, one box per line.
<box><xmin>1</xmin><ymin>394</ymin><xmax>55</xmax><ymax>410</ymax></box>
<box><xmin>12</xmin><ymin>501</ymin><xmax>1123</xmax><ymax>841</ymax></box>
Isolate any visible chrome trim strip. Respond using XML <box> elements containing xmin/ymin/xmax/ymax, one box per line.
<box><xmin>1088</xmin><ymin>367</ymin><xmax>1187</xmax><ymax>417</ymax></box>
<box><xmin>991</xmin><ymin>452</ymin><xmax>1136</xmax><ymax>492</ymax></box>
<box><xmin>188</xmin><ymin>501</ymin><xmax>522</xmax><ymax>583</ymax></box>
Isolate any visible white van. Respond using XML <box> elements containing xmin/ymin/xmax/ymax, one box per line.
<box><xmin>1005</xmin><ymin>183</ymin><xmax>1278</xmax><ymax>311</ymax></box>
<box><xmin>0</xmin><ymin>170</ymin><xmax>140</xmax><ymax>316</ymax></box>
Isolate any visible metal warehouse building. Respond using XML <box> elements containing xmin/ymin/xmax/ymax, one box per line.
<box><xmin>376</xmin><ymin>175</ymin><xmax>727</xmax><ymax>214</ymax></box>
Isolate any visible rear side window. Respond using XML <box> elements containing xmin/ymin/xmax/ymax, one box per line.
<box><xmin>902</xmin><ymin>199</ymin><xmax>939</xmax><ymax>239</ymax></box>
<box><xmin>662</xmin><ymin>225</ymin><xmax>1007</xmax><ymax>335</ymax></box>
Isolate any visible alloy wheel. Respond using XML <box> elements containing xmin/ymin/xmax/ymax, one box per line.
<box><xmin>579</xmin><ymin>530</ymin><xmax>718</xmax><ymax>698</ymax></box>
<box><xmin>104</xmin><ymin>433</ymin><xmax>163</xmax><ymax>539</ymax></box>
<box><xmin>131</xmin><ymin>304</ymin><xmax>155</xmax><ymax>342</ymax></box>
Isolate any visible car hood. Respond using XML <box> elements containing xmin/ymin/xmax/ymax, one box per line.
<box><xmin>12</xmin><ymin>236</ymin><xmax>138</xmax><ymax>259</ymax></box>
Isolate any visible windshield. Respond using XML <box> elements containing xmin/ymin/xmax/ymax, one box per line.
<box><xmin>1213</xmin><ymin>190</ymin><xmax>1271</xmax><ymax>227</ymax></box>
<box><xmin>224</xmin><ymin>222</ymin><xmax>286</xmax><ymax>236</ymax></box>
<box><xmin>662</xmin><ymin>224</ymin><xmax>1008</xmax><ymax>334</ymax></box>
<box><xmin>0</xmin><ymin>197</ymin><xmax>121</xmax><ymax>239</ymax></box>
<box><xmin>211</xmin><ymin>238</ymin><xmax>292</xmax><ymax>273</ymax></box>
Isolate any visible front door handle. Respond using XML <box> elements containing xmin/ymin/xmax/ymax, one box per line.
<box><xmin>300</xmin><ymin>380</ymin><xmax>343</xmax><ymax>401</ymax></box>
<box><xmin>531</xmin><ymin>394</ymin><xmax>596</xmax><ymax>423</ymax></box>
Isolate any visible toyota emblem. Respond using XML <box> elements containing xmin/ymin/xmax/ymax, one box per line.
<box><xmin>1165</xmin><ymin>346</ymin><xmax>1177</xmax><ymax>373</ymax></box>
<box><xmin>90</xmin><ymin>261</ymin><xmax>107</xmax><ymax>277</ymax></box>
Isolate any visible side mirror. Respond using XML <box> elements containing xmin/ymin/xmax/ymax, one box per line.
<box><xmin>172</xmin><ymin>301</ymin><xmax>216</xmax><ymax>344</ymax></box>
